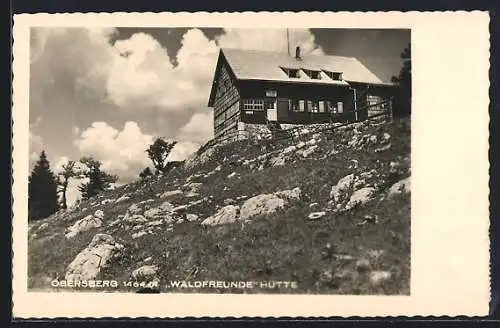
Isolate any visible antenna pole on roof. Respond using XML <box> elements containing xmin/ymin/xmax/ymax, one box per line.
<box><xmin>286</xmin><ymin>28</ymin><xmax>290</xmax><ymax>56</ymax></box>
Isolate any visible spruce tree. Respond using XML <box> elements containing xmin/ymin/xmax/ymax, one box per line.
<box><xmin>28</xmin><ymin>151</ymin><xmax>59</xmax><ymax>221</ymax></box>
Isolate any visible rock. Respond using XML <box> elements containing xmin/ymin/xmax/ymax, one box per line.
<box><xmin>239</xmin><ymin>194</ymin><xmax>286</xmax><ymax>221</ymax></box>
<box><xmin>388</xmin><ymin>176</ymin><xmax>411</xmax><ymax>197</ymax></box>
<box><xmin>269</xmin><ymin>155</ymin><xmax>286</xmax><ymax>167</ymax></box>
<box><xmin>143</xmin><ymin>256</ymin><xmax>153</xmax><ymax>262</ymax></box>
<box><xmin>144</xmin><ymin>207</ymin><xmax>163</xmax><ymax>220</ymax></box>
<box><xmin>374</xmin><ymin>143</ymin><xmax>391</xmax><ymax>153</ymax></box>
<box><xmin>382</xmin><ymin>132</ymin><xmax>391</xmax><ymax>142</ymax></box>
<box><xmin>37</xmin><ymin>222</ymin><xmax>49</xmax><ymax>232</ymax></box>
<box><xmin>132</xmin><ymin>265</ymin><xmax>159</xmax><ymax>281</ymax></box>
<box><xmin>275</xmin><ymin>187</ymin><xmax>302</xmax><ymax>201</ymax></box>
<box><xmin>309</xmin><ymin>202</ymin><xmax>319</xmax><ymax>208</ymax></box>
<box><xmin>186</xmin><ymin>214</ymin><xmax>199</xmax><ymax>222</ymax></box>
<box><xmin>101</xmin><ymin>199</ymin><xmax>114</xmax><ymax>205</ymax></box>
<box><xmin>227</xmin><ymin>172</ymin><xmax>237</xmax><ymax>179</ymax></box>
<box><xmin>147</xmin><ymin>220</ymin><xmax>163</xmax><ymax>226</ymax></box>
<box><xmin>127</xmin><ymin>203</ymin><xmax>142</xmax><ymax>215</ymax></box>
<box><xmin>369</xmin><ymin>270</ymin><xmax>392</xmax><ymax>285</ymax></box>
<box><xmin>330</xmin><ymin>174</ymin><xmax>356</xmax><ymax>202</ymax></box>
<box><xmin>302</xmin><ymin>145</ymin><xmax>318</xmax><ymax>158</ymax></box>
<box><xmin>305</xmin><ymin>138</ymin><xmax>317</xmax><ymax>146</ymax></box>
<box><xmin>282</xmin><ymin>145</ymin><xmax>296</xmax><ymax>155</ymax></box>
<box><xmin>94</xmin><ymin>210</ymin><xmax>105</xmax><ymax>220</ymax></box>
<box><xmin>296</xmin><ymin>141</ymin><xmax>306</xmax><ymax>149</ymax></box>
<box><xmin>369</xmin><ymin>135</ymin><xmax>378</xmax><ymax>143</ymax></box>
<box><xmin>160</xmin><ymin>190</ymin><xmax>183</xmax><ymax>199</ymax></box>
<box><xmin>65</xmin><ymin>215</ymin><xmax>103</xmax><ymax>239</ymax></box>
<box><xmin>307</xmin><ymin>211</ymin><xmax>326</xmax><ymax>220</ymax></box>
<box><xmin>115</xmin><ymin>195</ymin><xmax>130</xmax><ymax>203</ymax></box>
<box><xmin>201</xmin><ymin>205</ymin><xmax>240</xmax><ymax>226</ymax></box>
<box><xmin>132</xmin><ymin>231</ymin><xmax>148</xmax><ymax>239</ymax></box>
<box><xmin>223</xmin><ymin>198</ymin><xmax>235</xmax><ymax>205</ymax></box>
<box><xmin>173</xmin><ymin>205</ymin><xmax>187</xmax><ymax>212</ymax></box>
<box><xmin>65</xmin><ymin>234</ymin><xmax>124</xmax><ymax>281</ymax></box>
<box><xmin>159</xmin><ymin>201</ymin><xmax>175</xmax><ymax>212</ymax></box>
<box><xmin>334</xmin><ymin>254</ymin><xmax>355</xmax><ymax>261</ymax></box>
<box><xmin>124</xmin><ymin>214</ymin><xmax>148</xmax><ymax>223</ymax></box>
<box><xmin>345</xmin><ymin>187</ymin><xmax>376</xmax><ymax>210</ymax></box>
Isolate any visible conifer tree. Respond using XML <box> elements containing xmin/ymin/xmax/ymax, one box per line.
<box><xmin>28</xmin><ymin>151</ymin><xmax>59</xmax><ymax>221</ymax></box>
<box><xmin>77</xmin><ymin>157</ymin><xmax>118</xmax><ymax>199</ymax></box>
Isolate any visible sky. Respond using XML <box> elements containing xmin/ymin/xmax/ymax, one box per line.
<box><xmin>29</xmin><ymin>27</ymin><xmax>410</xmax><ymax>205</ymax></box>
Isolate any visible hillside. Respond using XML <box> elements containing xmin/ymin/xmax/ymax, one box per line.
<box><xmin>28</xmin><ymin>116</ymin><xmax>411</xmax><ymax>295</ymax></box>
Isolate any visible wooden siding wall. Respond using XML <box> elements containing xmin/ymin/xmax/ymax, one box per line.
<box><xmin>238</xmin><ymin>80</ymin><xmax>355</xmax><ymax>124</ymax></box>
<box><xmin>213</xmin><ymin>65</ymin><xmax>241</xmax><ymax>138</ymax></box>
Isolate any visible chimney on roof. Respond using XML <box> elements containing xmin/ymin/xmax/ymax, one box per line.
<box><xmin>295</xmin><ymin>46</ymin><xmax>301</xmax><ymax>60</ymax></box>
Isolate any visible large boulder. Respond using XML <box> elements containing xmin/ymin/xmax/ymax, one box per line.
<box><xmin>65</xmin><ymin>234</ymin><xmax>124</xmax><ymax>281</ymax></box>
<box><xmin>275</xmin><ymin>187</ymin><xmax>302</xmax><ymax>201</ymax></box>
<box><xmin>132</xmin><ymin>265</ymin><xmax>159</xmax><ymax>281</ymax></box>
<box><xmin>388</xmin><ymin>176</ymin><xmax>411</xmax><ymax>197</ymax></box>
<box><xmin>201</xmin><ymin>205</ymin><xmax>240</xmax><ymax>226</ymax></box>
<box><xmin>65</xmin><ymin>215</ymin><xmax>102</xmax><ymax>239</ymax></box>
<box><xmin>330</xmin><ymin>174</ymin><xmax>356</xmax><ymax>203</ymax></box>
<box><xmin>239</xmin><ymin>194</ymin><xmax>286</xmax><ymax>221</ymax></box>
<box><xmin>345</xmin><ymin>187</ymin><xmax>376</xmax><ymax>210</ymax></box>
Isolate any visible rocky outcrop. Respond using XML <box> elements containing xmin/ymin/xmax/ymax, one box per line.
<box><xmin>201</xmin><ymin>205</ymin><xmax>240</xmax><ymax>226</ymax></box>
<box><xmin>239</xmin><ymin>194</ymin><xmax>286</xmax><ymax>221</ymax></box>
<box><xmin>65</xmin><ymin>234</ymin><xmax>124</xmax><ymax>281</ymax></box>
<box><xmin>65</xmin><ymin>214</ymin><xmax>102</xmax><ymax>239</ymax></box>
<box><xmin>388</xmin><ymin>176</ymin><xmax>411</xmax><ymax>197</ymax></box>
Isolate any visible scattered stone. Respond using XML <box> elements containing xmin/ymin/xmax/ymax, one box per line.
<box><xmin>374</xmin><ymin>143</ymin><xmax>391</xmax><ymax>153</ymax></box>
<box><xmin>37</xmin><ymin>222</ymin><xmax>49</xmax><ymax>232</ymax></box>
<box><xmin>186</xmin><ymin>214</ymin><xmax>199</xmax><ymax>222</ymax></box>
<box><xmin>143</xmin><ymin>207</ymin><xmax>163</xmax><ymax>220</ymax></box>
<box><xmin>227</xmin><ymin>172</ymin><xmax>237</xmax><ymax>179</ymax></box>
<box><xmin>388</xmin><ymin>176</ymin><xmax>411</xmax><ymax>197</ymax></box>
<box><xmin>224</xmin><ymin>198</ymin><xmax>235</xmax><ymax>205</ymax></box>
<box><xmin>305</xmin><ymin>138</ymin><xmax>317</xmax><ymax>146</ymax></box>
<box><xmin>173</xmin><ymin>205</ymin><xmax>187</xmax><ymax>212</ymax></box>
<box><xmin>275</xmin><ymin>187</ymin><xmax>301</xmax><ymax>201</ymax></box>
<box><xmin>65</xmin><ymin>234</ymin><xmax>124</xmax><ymax>281</ymax></box>
<box><xmin>160</xmin><ymin>190</ymin><xmax>183</xmax><ymax>199</ymax></box>
<box><xmin>127</xmin><ymin>203</ymin><xmax>142</xmax><ymax>215</ymax></box>
<box><xmin>330</xmin><ymin>174</ymin><xmax>356</xmax><ymax>202</ymax></box>
<box><xmin>367</xmin><ymin>249</ymin><xmax>385</xmax><ymax>260</ymax></box>
<box><xmin>307</xmin><ymin>211</ymin><xmax>326</xmax><ymax>220</ymax></box>
<box><xmin>201</xmin><ymin>205</ymin><xmax>240</xmax><ymax>226</ymax></box>
<box><xmin>334</xmin><ymin>254</ymin><xmax>355</xmax><ymax>261</ymax></box>
<box><xmin>369</xmin><ymin>270</ymin><xmax>392</xmax><ymax>285</ymax></box>
<box><xmin>239</xmin><ymin>194</ymin><xmax>286</xmax><ymax>221</ymax></box>
<box><xmin>382</xmin><ymin>132</ymin><xmax>391</xmax><ymax>142</ymax></box>
<box><xmin>65</xmin><ymin>215</ymin><xmax>103</xmax><ymax>239</ymax></box>
<box><xmin>269</xmin><ymin>155</ymin><xmax>286</xmax><ymax>167</ymax></box>
<box><xmin>159</xmin><ymin>201</ymin><xmax>175</xmax><ymax>212</ymax></box>
<box><xmin>296</xmin><ymin>141</ymin><xmax>306</xmax><ymax>149</ymax></box>
<box><xmin>132</xmin><ymin>265</ymin><xmax>159</xmax><ymax>281</ymax></box>
<box><xmin>94</xmin><ymin>210</ymin><xmax>105</xmax><ymax>220</ymax></box>
<box><xmin>132</xmin><ymin>231</ymin><xmax>148</xmax><ymax>239</ymax></box>
<box><xmin>309</xmin><ymin>202</ymin><xmax>319</xmax><ymax>208</ymax></box>
<box><xmin>345</xmin><ymin>187</ymin><xmax>376</xmax><ymax>210</ymax></box>
<box><xmin>147</xmin><ymin>220</ymin><xmax>163</xmax><ymax>226</ymax></box>
<box><xmin>101</xmin><ymin>199</ymin><xmax>114</xmax><ymax>205</ymax></box>
<box><xmin>302</xmin><ymin>145</ymin><xmax>318</xmax><ymax>158</ymax></box>
<box><xmin>124</xmin><ymin>214</ymin><xmax>148</xmax><ymax>224</ymax></box>
<box><xmin>369</xmin><ymin>135</ymin><xmax>378</xmax><ymax>143</ymax></box>
<box><xmin>282</xmin><ymin>145</ymin><xmax>296</xmax><ymax>155</ymax></box>
<box><xmin>143</xmin><ymin>256</ymin><xmax>153</xmax><ymax>262</ymax></box>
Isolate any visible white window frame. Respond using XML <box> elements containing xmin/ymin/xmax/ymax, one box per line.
<box><xmin>243</xmin><ymin>99</ymin><xmax>265</xmax><ymax>111</ymax></box>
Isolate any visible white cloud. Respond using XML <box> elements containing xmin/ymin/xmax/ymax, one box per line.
<box><xmin>216</xmin><ymin>28</ymin><xmax>324</xmax><ymax>55</ymax></box>
<box><xmin>74</xmin><ymin>121</ymin><xmax>154</xmax><ymax>181</ymax></box>
<box><xmin>177</xmin><ymin>112</ymin><xmax>214</xmax><ymax>143</ymax></box>
<box><xmin>29</xmin><ymin>130</ymin><xmax>44</xmax><ymax>162</ymax></box>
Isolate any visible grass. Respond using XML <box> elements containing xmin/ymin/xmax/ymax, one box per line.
<box><xmin>28</xmin><ymin>117</ymin><xmax>411</xmax><ymax>295</ymax></box>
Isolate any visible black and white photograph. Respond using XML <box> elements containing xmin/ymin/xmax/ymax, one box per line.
<box><xmin>26</xmin><ymin>25</ymin><xmax>412</xmax><ymax>295</ymax></box>
<box><xmin>12</xmin><ymin>11</ymin><xmax>490</xmax><ymax>318</ymax></box>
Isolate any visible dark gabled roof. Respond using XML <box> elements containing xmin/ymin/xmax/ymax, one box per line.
<box><xmin>208</xmin><ymin>48</ymin><xmax>394</xmax><ymax>107</ymax></box>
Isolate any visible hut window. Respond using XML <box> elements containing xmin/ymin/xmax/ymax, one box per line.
<box><xmin>310</xmin><ymin>100</ymin><xmax>320</xmax><ymax>113</ymax></box>
<box><xmin>289</xmin><ymin>99</ymin><xmax>298</xmax><ymax>111</ymax></box>
<box><xmin>318</xmin><ymin>101</ymin><xmax>325</xmax><ymax>112</ymax></box>
<box><xmin>303</xmin><ymin>69</ymin><xmax>321</xmax><ymax>80</ymax></box>
<box><xmin>307</xmin><ymin>100</ymin><xmax>313</xmax><ymax>112</ymax></box>
<box><xmin>281</xmin><ymin>67</ymin><xmax>300</xmax><ymax>78</ymax></box>
<box><xmin>337</xmin><ymin>101</ymin><xmax>344</xmax><ymax>113</ymax></box>
<box><xmin>298</xmin><ymin>100</ymin><xmax>305</xmax><ymax>112</ymax></box>
<box><xmin>265</xmin><ymin>90</ymin><xmax>277</xmax><ymax>97</ymax></box>
<box><xmin>243</xmin><ymin>99</ymin><xmax>265</xmax><ymax>110</ymax></box>
<box><xmin>323</xmin><ymin>70</ymin><xmax>343</xmax><ymax>81</ymax></box>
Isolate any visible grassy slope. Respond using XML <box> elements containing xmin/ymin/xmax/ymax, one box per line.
<box><xmin>28</xmin><ymin>117</ymin><xmax>411</xmax><ymax>295</ymax></box>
